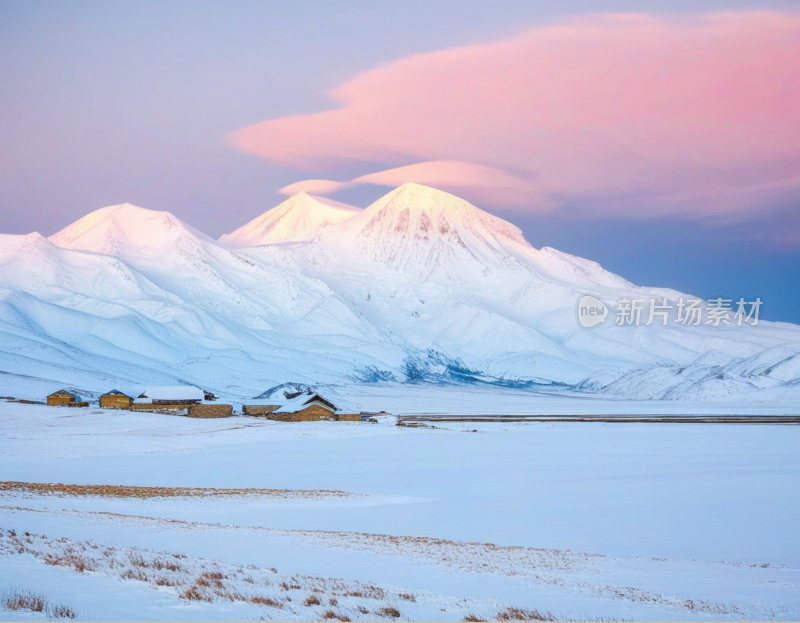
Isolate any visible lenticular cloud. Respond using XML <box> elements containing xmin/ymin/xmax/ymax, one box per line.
<box><xmin>231</xmin><ymin>11</ymin><xmax>800</xmax><ymax>217</ymax></box>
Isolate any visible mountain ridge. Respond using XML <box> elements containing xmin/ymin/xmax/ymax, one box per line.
<box><xmin>1</xmin><ymin>183</ymin><xmax>798</xmax><ymax>403</ymax></box>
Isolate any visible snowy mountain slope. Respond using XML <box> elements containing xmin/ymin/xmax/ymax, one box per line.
<box><xmin>46</xmin><ymin>204</ymin><xmax>382</xmax><ymax>341</ymax></box>
<box><xmin>219</xmin><ymin>192</ymin><xmax>361</xmax><ymax>247</ymax></box>
<box><xmin>0</xmin><ymin>228</ymin><xmax>406</xmax><ymax>400</ymax></box>
<box><xmin>282</xmin><ymin>184</ymin><xmax>800</xmax><ymax>391</ymax></box>
<box><xmin>0</xmin><ymin>185</ymin><xmax>799</xmax><ymax>402</ymax></box>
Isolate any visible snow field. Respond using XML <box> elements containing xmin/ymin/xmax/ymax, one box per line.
<box><xmin>1</xmin><ymin>402</ymin><xmax>799</xmax><ymax>621</ymax></box>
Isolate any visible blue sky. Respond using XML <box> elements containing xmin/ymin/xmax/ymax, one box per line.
<box><xmin>1</xmin><ymin>0</ymin><xmax>798</xmax><ymax>322</ymax></box>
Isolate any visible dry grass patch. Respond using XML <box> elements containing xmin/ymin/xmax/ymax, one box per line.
<box><xmin>338</xmin><ymin>584</ymin><xmax>386</xmax><ymax>600</ymax></box>
<box><xmin>153</xmin><ymin>575</ymin><xmax>179</xmax><ymax>587</ymax></box>
<box><xmin>151</xmin><ymin>557</ymin><xmax>183</xmax><ymax>572</ymax></box>
<box><xmin>200</xmin><ymin>571</ymin><xmax>226</xmax><ymax>586</ymax></box>
<box><xmin>180</xmin><ymin>585</ymin><xmax>212</xmax><ymax>602</ymax></box>
<box><xmin>496</xmin><ymin>606</ymin><xmax>558</xmax><ymax>621</ymax></box>
<box><xmin>376</xmin><ymin>605</ymin><xmax>401</xmax><ymax>620</ymax></box>
<box><xmin>3</xmin><ymin>588</ymin><xmax>77</xmax><ymax>619</ymax></box>
<box><xmin>214</xmin><ymin>588</ymin><xmax>247</xmax><ymax>602</ymax></box>
<box><xmin>0</xmin><ymin>480</ymin><xmax>356</xmax><ymax>500</ymax></box>
<box><xmin>49</xmin><ymin>603</ymin><xmax>79</xmax><ymax>619</ymax></box>
<box><xmin>120</xmin><ymin>568</ymin><xmax>149</xmax><ymax>582</ymax></box>
<box><xmin>4</xmin><ymin>589</ymin><xmax>45</xmax><ymax>613</ymax></box>
<box><xmin>322</xmin><ymin>609</ymin><xmax>351</xmax><ymax>621</ymax></box>
<box><xmin>249</xmin><ymin>595</ymin><xmax>283</xmax><ymax>608</ymax></box>
<box><xmin>304</xmin><ymin>593</ymin><xmax>322</xmax><ymax>606</ymax></box>
<box><xmin>128</xmin><ymin>551</ymin><xmax>149</xmax><ymax>567</ymax></box>
<box><xmin>44</xmin><ymin>549</ymin><xmax>96</xmax><ymax>573</ymax></box>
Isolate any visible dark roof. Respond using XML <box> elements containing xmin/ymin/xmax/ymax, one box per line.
<box><xmin>305</xmin><ymin>393</ymin><xmax>336</xmax><ymax>411</ymax></box>
<box><xmin>274</xmin><ymin>392</ymin><xmax>338</xmax><ymax>414</ymax></box>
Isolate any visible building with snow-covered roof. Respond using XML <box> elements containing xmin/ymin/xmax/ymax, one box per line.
<box><xmin>276</xmin><ymin>392</ymin><xmax>336</xmax><ymax>412</ymax></box>
<box><xmin>243</xmin><ymin>391</ymin><xmax>349</xmax><ymax>421</ymax></box>
<box><xmin>136</xmin><ymin>386</ymin><xmax>204</xmax><ymax>405</ymax></box>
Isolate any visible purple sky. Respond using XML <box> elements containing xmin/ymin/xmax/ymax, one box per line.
<box><xmin>1</xmin><ymin>0</ymin><xmax>798</xmax><ymax>322</ymax></box>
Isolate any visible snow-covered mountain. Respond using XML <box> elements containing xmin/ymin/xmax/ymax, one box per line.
<box><xmin>220</xmin><ymin>192</ymin><xmax>361</xmax><ymax>247</ymax></box>
<box><xmin>50</xmin><ymin>203</ymin><xmax>216</xmax><ymax>256</ymax></box>
<box><xmin>1</xmin><ymin>183</ymin><xmax>799</xmax><ymax>403</ymax></box>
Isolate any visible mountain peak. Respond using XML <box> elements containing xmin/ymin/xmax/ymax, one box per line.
<box><xmin>49</xmin><ymin>203</ymin><xmax>211</xmax><ymax>256</ymax></box>
<box><xmin>329</xmin><ymin>183</ymin><xmax>529</xmax><ymax>265</ymax></box>
<box><xmin>379</xmin><ymin>182</ymin><xmax>472</xmax><ymax>212</ymax></box>
<box><xmin>394</xmin><ymin>181</ymin><xmax>450</xmax><ymax>194</ymax></box>
<box><xmin>220</xmin><ymin>192</ymin><xmax>360</xmax><ymax>247</ymax></box>
<box><xmin>301</xmin><ymin>183</ymin><xmax>535</xmax><ymax>279</ymax></box>
<box><xmin>364</xmin><ymin>183</ymin><xmax>525</xmax><ymax>234</ymax></box>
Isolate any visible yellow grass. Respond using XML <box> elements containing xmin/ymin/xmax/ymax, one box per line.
<box><xmin>0</xmin><ymin>481</ymin><xmax>356</xmax><ymax>499</ymax></box>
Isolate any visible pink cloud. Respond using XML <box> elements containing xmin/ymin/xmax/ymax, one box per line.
<box><xmin>232</xmin><ymin>12</ymin><xmax>800</xmax><ymax>216</ymax></box>
<box><xmin>279</xmin><ymin>161</ymin><xmax>555</xmax><ymax>209</ymax></box>
<box><xmin>353</xmin><ymin>161</ymin><xmax>551</xmax><ymax>208</ymax></box>
<box><xmin>279</xmin><ymin>179</ymin><xmax>353</xmax><ymax>196</ymax></box>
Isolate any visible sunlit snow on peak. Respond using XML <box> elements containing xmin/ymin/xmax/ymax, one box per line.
<box><xmin>220</xmin><ymin>192</ymin><xmax>361</xmax><ymax>247</ymax></box>
<box><xmin>49</xmin><ymin>203</ymin><xmax>212</xmax><ymax>256</ymax></box>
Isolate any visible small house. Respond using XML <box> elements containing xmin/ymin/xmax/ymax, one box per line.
<box><xmin>46</xmin><ymin>389</ymin><xmax>83</xmax><ymax>406</ymax></box>
<box><xmin>134</xmin><ymin>386</ymin><xmax>205</xmax><ymax>408</ymax></box>
<box><xmin>273</xmin><ymin>392</ymin><xmax>337</xmax><ymax>421</ymax></box>
<box><xmin>99</xmin><ymin>390</ymin><xmax>133</xmax><ymax>409</ymax></box>
<box><xmin>245</xmin><ymin>391</ymin><xmax>339</xmax><ymax>422</ymax></box>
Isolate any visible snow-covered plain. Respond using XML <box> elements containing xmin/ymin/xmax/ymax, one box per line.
<box><xmin>1</xmin><ymin>183</ymin><xmax>799</xmax><ymax>405</ymax></box>
<box><xmin>1</xmin><ymin>402</ymin><xmax>799</xmax><ymax>621</ymax></box>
